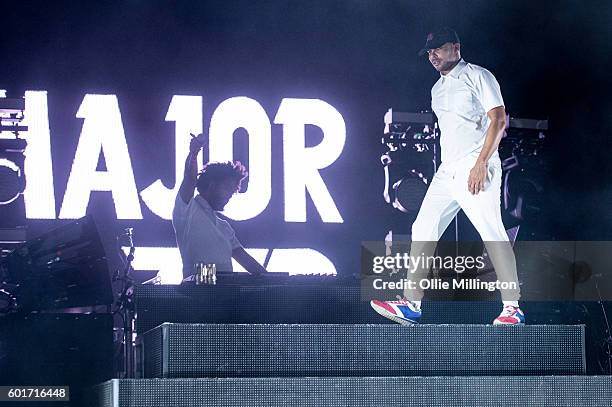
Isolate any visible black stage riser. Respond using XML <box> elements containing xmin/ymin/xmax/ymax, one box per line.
<box><xmin>0</xmin><ymin>314</ymin><xmax>114</xmax><ymax>386</ymax></box>
<box><xmin>140</xmin><ymin>323</ymin><xmax>585</xmax><ymax>378</ymax></box>
<box><xmin>94</xmin><ymin>376</ymin><xmax>612</xmax><ymax>407</ymax></box>
<box><xmin>134</xmin><ymin>286</ymin><xmax>612</xmax><ymax>374</ymax></box>
<box><xmin>0</xmin><ymin>313</ymin><xmax>114</xmax><ymax>407</ymax></box>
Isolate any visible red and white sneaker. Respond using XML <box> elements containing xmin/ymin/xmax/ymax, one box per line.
<box><xmin>493</xmin><ymin>305</ymin><xmax>525</xmax><ymax>325</ymax></box>
<box><xmin>370</xmin><ymin>298</ymin><xmax>422</xmax><ymax>325</ymax></box>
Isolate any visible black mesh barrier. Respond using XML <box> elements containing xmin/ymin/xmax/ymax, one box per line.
<box><xmin>94</xmin><ymin>376</ymin><xmax>612</xmax><ymax>407</ymax></box>
<box><xmin>142</xmin><ymin>323</ymin><xmax>585</xmax><ymax>378</ymax></box>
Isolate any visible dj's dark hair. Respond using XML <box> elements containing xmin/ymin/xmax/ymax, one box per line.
<box><xmin>196</xmin><ymin>161</ymin><xmax>248</xmax><ymax>195</ymax></box>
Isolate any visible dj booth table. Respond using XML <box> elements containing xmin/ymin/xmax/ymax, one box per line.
<box><xmin>133</xmin><ymin>275</ymin><xmax>386</xmax><ymax>334</ymax></box>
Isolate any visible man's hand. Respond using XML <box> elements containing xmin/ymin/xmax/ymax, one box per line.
<box><xmin>178</xmin><ymin>133</ymin><xmax>207</xmax><ymax>204</ymax></box>
<box><xmin>232</xmin><ymin>247</ymin><xmax>268</xmax><ymax>275</ymax></box>
<box><xmin>468</xmin><ymin>106</ymin><xmax>506</xmax><ymax>196</ymax></box>
<box><xmin>467</xmin><ymin>161</ymin><xmax>487</xmax><ymax>195</ymax></box>
<box><xmin>189</xmin><ymin>133</ymin><xmax>206</xmax><ymax>155</ymax></box>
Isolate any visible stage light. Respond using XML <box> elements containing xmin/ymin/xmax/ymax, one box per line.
<box><xmin>0</xmin><ymin>96</ymin><xmax>28</xmax><ymax>207</ymax></box>
<box><xmin>0</xmin><ymin>157</ymin><xmax>24</xmax><ymax>204</ymax></box>
<box><xmin>381</xmin><ymin>109</ymin><xmax>437</xmax><ymax>215</ymax></box>
<box><xmin>391</xmin><ymin>170</ymin><xmax>429</xmax><ymax>214</ymax></box>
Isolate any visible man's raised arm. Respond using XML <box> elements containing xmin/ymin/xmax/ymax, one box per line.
<box><xmin>178</xmin><ymin>134</ymin><xmax>206</xmax><ymax>204</ymax></box>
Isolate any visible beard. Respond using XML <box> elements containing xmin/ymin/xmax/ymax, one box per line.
<box><xmin>433</xmin><ymin>58</ymin><xmax>459</xmax><ymax>73</ymax></box>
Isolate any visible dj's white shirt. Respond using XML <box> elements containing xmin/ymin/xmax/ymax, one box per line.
<box><xmin>431</xmin><ymin>59</ymin><xmax>505</xmax><ymax>163</ymax></box>
<box><xmin>172</xmin><ymin>194</ymin><xmax>242</xmax><ymax>275</ymax></box>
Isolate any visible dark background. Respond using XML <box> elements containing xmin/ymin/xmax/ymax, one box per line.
<box><xmin>1</xmin><ymin>0</ymin><xmax>611</xmax><ymax>275</ymax></box>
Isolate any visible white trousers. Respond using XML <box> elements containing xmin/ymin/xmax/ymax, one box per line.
<box><xmin>404</xmin><ymin>152</ymin><xmax>521</xmax><ymax>301</ymax></box>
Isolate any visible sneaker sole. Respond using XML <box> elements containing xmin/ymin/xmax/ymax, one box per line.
<box><xmin>370</xmin><ymin>302</ymin><xmax>419</xmax><ymax>325</ymax></box>
<box><xmin>493</xmin><ymin>320</ymin><xmax>525</xmax><ymax>326</ymax></box>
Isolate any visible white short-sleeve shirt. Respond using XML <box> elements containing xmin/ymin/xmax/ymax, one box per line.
<box><xmin>172</xmin><ymin>193</ymin><xmax>242</xmax><ymax>275</ymax></box>
<box><xmin>431</xmin><ymin>59</ymin><xmax>505</xmax><ymax>163</ymax></box>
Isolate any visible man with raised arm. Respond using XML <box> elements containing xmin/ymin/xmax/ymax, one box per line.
<box><xmin>172</xmin><ymin>134</ymin><xmax>268</xmax><ymax>278</ymax></box>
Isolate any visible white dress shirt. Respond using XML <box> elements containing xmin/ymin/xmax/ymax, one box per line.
<box><xmin>172</xmin><ymin>194</ymin><xmax>242</xmax><ymax>275</ymax></box>
<box><xmin>431</xmin><ymin>58</ymin><xmax>505</xmax><ymax>163</ymax></box>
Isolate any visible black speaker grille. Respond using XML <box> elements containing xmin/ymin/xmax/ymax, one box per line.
<box><xmin>96</xmin><ymin>376</ymin><xmax>612</xmax><ymax>407</ymax></box>
<box><xmin>142</xmin><ymin>323</ymin><xmax>584</xmax><ymax>378</ymax></box>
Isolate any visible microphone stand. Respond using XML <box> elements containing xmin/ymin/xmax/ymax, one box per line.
<box><xmin>113</xmin><ymin>228</ymin><xmax>136</xmax><ymax>378</ymax></box>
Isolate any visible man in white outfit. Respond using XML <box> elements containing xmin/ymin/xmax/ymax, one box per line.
<box><xmin>371</xmin><ymin>28</ymin><xmax>524</xmax><ymax>325</ymax></box>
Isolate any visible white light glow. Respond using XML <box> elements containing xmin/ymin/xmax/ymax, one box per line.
<box><xmin>140</xmin><ymin>95</ymin><xmax>203</xmax><ymax>220</ymax></box>
<box><xmin>209</xmin><ymin>97</ymin><xmax>272</xmax><ymax>221</ymax></box>
<box><xmin>265</xmin><ymin>248</ymin><xmax>337</xmax><ymax>275</ymax></box>
<box><xmin>274</xmin><ymin>98</ymin><xmax>345</xmax><ymax>223</ymax></box>
<box><xmin>124</xmin><ymin>246</ymin><xmax>337</xmax><ymax>284</ymax></box>
<box><xmin>231</xmin><ymin>248</ymin><xmax>269</xmax><ymax>273</ymax></box>
<box><xmin>59</xmin><ymin>94</ymin><xmax>142</xmax><ymax>219</ymax></box>
<box><xmin>23</xmin><ymin>91</ymin><xmax>57</xmax><ymax>219</ymax></box>
<box><xmin>122</xmin><ymin>246</ymin><xmax>184</xmax><ymax>285</ymax></box>
<box><xmin>0</xmin><ymin>158</ymin><xmax>20</xmax><ymax>173</ymax></box>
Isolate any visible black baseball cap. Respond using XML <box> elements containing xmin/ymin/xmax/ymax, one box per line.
<box><xmin>418</xmin><ymin>27</ymin><xmax>460</xmax><ymax>56</ymax></box>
